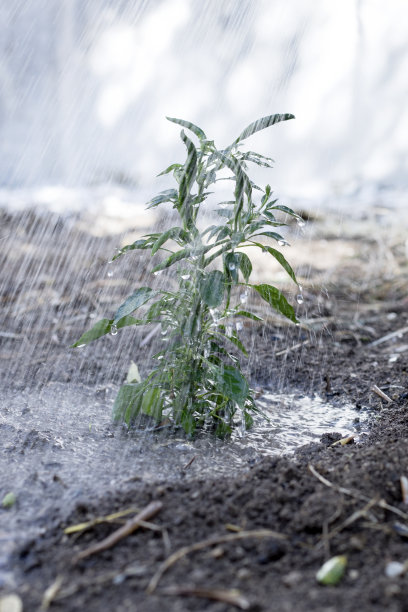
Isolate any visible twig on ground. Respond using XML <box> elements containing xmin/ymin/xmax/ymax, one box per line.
<box><xmin>41</xmin><ymin>575</ymin><xmax>64</xmax><ymax>610</ymax></box>
<box><xmin>309</xmin><ymin>464</ymin><xmax>408</xmax><ymax>521</ymax></box>
<box><xmin>64</xmin><ymin>507</ymin><xmax>140</xmax><ymax>535</ymax></box>
<box><xmin>372</xmin><ymin>385</ymin><xmax>393</xmax><ymax>404</ymax></box>
<box><xmin>147</xmin><ymin>529</ymin><xmax>286</xmax><ymax>594</ymax></box>
<box><xmin>275</xmin><ymin>340</ymin><xmax>310</xmax><ymax>357</ymax></box>
<box><xmin>161</xmin><ymin>586</ymin><xmax>250</xmax><ymax>610</ymax></box>
<box><xmin>73</xmin><ymin>501</ymin><xmax>163</xmax><ymax>563</ymax></box>
<box><xmin>182</xmin><ymin>455</ymin><xmax>196</xmax><ymax>470</ymax></box>
<box><xmin>368</xmin><ymin>325</ymin><xmax>408</xmax><ymax>347</ymax></box>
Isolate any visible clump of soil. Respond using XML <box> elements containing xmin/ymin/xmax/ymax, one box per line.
<box><xmin>1</xmin><ymin>206</ymin><xmax>408</xmax><ymax>611</ymax></box>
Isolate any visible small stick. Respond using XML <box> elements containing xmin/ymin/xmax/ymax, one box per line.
<box><xmin>309</xmin><ymin>464</ymin><xmax>408</xmax><ymax>521</ymax></box>
<box><xmin>147</xmin><ymin>529</ymin><xmax>286</xmax><ymax>593</ymax></box>
<box><xmin>275</xmin><ymin>340</ymin><xmax>310</xmax><ymax>357</ymax></box>
<box><xmin>372</xmin><ymin>385</ymin><xmax>393</xmax><ymax>403</ymax></box>
<box><xmin>161</xmin><ymin>586</ymin><xmax>250</xmax><ymax>610</ymax></box>
<box><xmin>368</xmin><ymin>325</ymin><xmax>408</xmax><ymax>347</ymax></box>
<box><xmin>182</xmin><ymin>455</ymin><xmax>196</xmax><ymax>470</ymax></box>
<box><xmin>74</xmin><ymin>501</ymin><xmax>163</xmax><ymax>563</ymax></box>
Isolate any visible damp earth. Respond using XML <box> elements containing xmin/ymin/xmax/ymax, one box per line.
<box><xmin>1</xmin><ymin>202</ymin><xmax>408</xmax><ymax>611</ymax></box>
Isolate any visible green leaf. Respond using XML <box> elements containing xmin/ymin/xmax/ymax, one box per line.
<box><xmin>233</xmin><ymin>310</ymin><xmax>263</xmax><ymax>322</ymax></box>
<box><xmin>113</xmin><ymin>288</ymin><xmax>155</xmax><ymax>324</ymax></box>
<box><xmin>252</xmin><ymin>284</ymin><xmax>297</xmax><ymax>323</ymax></box>
<box><xmin>71</xmin><ymin>318</ymin><xmax>113</xmax><ymax>347</ymax></box>
<box><xmin>250</xmin><ymin>243</ymin><xmax>296</xmax><ymax>283</ymax></box>
<box><xmin>250</xmin><ymin>231</ymin><xmax>286</xmax><ymax>243</ymax></box>
<box><xmin>216</xmin><ymin>365</ymin><xmax>249</xmax><ymax>407</ymax></box>
<box><xmin>117</xmin><ymin>315</ymin><xmax>144</xmax><ymax>329</ymax></box>
<box><xmin>152</xmin><ymin>248</ymin><xmax>191</xmax><ymax>273</ymax></box>
<box><xmin>220</xmin><ymin>332</ymin><xmax>248</xmax><ymax>356</ymax></box>
<box><xmin>166</xmin><ymin>116</ymin><xmax>207</xmax><ymax>141</ymax></box>
<box><xmin>217</xmin><ymin>208</ymin><xmax>234</xmax><ymax>219</ymax></box>
<box><xmin>233</xmin><ymin>113</ymin><xmax>295</xmax><ymax>145</ymax></box>
<box><xmin>199</xmin><ymin>270</ymin><xmax>225</xmax><ymax>307</ymax></box>
<box><xmin>237</xmin><ymin>252</ymin><xmax>252</xmax><ymax>282</ymax></box>
<box><xmin>112</xmin><ymin>238</ymin><xmax>152</xmax><ymax>260</ymax></box>
<box><xmin>151</xmin><ymin>227</ymin><xmax>189</xmax><ymax>255</ymax></box>
<box><xmin>141</xmin><ymin>387</ymin><xmax>163</xmax><ymax>420</ymax></box>
<box><xmin>269</xmin><ymin>204</ymin><xmax>300</xmax><ymax>218</ymax></box>
<box><xmin>157</xmin><ymin>163</ymin><xmax>182</xmax><ymax>177</ymax></box>
<box><xmin>146</xmin><ymin>189</ymin><xmax>178</xmax><ymax>209</ymax></box>
<box><xmin>112</xmin><ymin>384</ymin><xmax>143</xmax><ymax>424</ymax></box>
<box><xmin>225</xmin><ymin>252</ymin><xmax>252</xmax><ymax>282</ymax></box>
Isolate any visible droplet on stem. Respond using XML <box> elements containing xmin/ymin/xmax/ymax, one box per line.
<box><xmin>296</xmin><ymin>294</ymin><xmax>304</xmax><ymax>305</ymax></box>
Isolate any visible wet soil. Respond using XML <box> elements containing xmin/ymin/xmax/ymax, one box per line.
<box><xmin>1</xmin><ymin>205</ymin><xmax>408</xmax><ymax>611</ymax></box>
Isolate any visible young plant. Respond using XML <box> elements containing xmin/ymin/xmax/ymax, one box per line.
<box><xmin>73</xmin><ymin>114</ymin><xmax>302</xmax><ymax>437</ymax></box>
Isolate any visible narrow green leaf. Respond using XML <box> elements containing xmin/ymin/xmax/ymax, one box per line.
<box><xmin>71</xmin><ymin>318</ymin><xmax>113</xmax><ymax>347</ymax></box>
<box><xmin>219</xmin><ymin>332</ymin><xmax>248</xmax><ymax>356</ymax></box>
<box><xmin>252</xmin><ymin>284</ymin><xmax>297</xmax><ymax>323</ymax></box>
<box><xmin>157</xmin><ymin>163</ymin><xmax>182</xmax><ymax>177</ymax></box>
<box><xmin>233</xmin><ymin>113</ymin><xmax>295</xmax><ymax>145</ymax></box>
<box><xmin>146</xmin><ymin>189</ymin><xmax>178</xmax><ymax>209</ymax></box>
<box><xmin>250</xmin><ymin>243</ymin><xmax>296</xmax><ymax>283</ymax></box>
<box><xmin>269</xmin><ymin>204</ymin><xmax>300</xmax><ymax>218</ymax></box>
<box><xmin>112</xmin><ymin>239</ymin><xmax>152</xmax><ymax>260</ymax></box>
<box><xmin>166</xmin><ymin>116</ymin><xmax>207</xmax><ymax>141</ymax></box>
<box><xmin>141</xmin><ymin>387</ymin><xmax>163</xmax><ymax>420</ymax></box>
<box><xmin>199</xmin><ymin>270</ymin><xmax>225</xmax><ymax>307</ymax></box>
<box><xmin>112</xmin><ymin>384</ymin><xmax>143</xmax><ymax>424</ymax></box>
<box><xmin>216</xmin><ymin>365</ymin><xmax>249</xmax><ymax>407</ymax></box>
<box><xmin>233</xmin><ymin>310</ymin><xmax>263</xmax><ymax>322</ymax></box>
<box><xmin>151</xmin><ymin>227</ymin><xmax>189</xmax><ymax>255</ymax></box>
<box><xmin>116</xmin><ymin>315</ymin><xmax>144</xmax><ymax>329</ymax></box>
<box><xmin>152</xmin><ymin>248</ymin><xmax>191</xmax><ymax>273</ymax></box>
<box><xmin>250</xmin><ymin>231</ymin><xmax>286</xmax><ymax>243</ymax></box>
<box><xmin>237</xmin><ymin>252</ymin><xmax>252</xmax><ymax>282</ymax></box>
<box><xmin>113</xmin><ymin>288</ymin><xmax>155</xmax><ymax>324</ymax></box>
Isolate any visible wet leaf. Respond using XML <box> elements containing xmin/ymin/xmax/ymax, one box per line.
<box><xmin>114</xmin><ymin>288</ymin><xmax>155</xmax><ymax>324</ymax></box>
<box><xmin>316</xmin><ymin>555</ymin><xmax>347</xmax><ymax>585</ymax></box>
<box><xmin>1</xmin><ymin>492</ymin><xmax>17</xmax><ymax>509</ymax></box>
<box><xmin>199</xmin><ymin>270</ymin><xmax>225</xmax><ymax>307</ymax></box>
<box><xmin>216</xmin><ymin>365</ymin><xmax>249</xmax><ymax>407</ymax></box>
<box><xmin>233</xmin><ymin>310</ymin><xmax>263</xmax><ymax>322</ymax></box>
<box><xmin>141</xmin><ymin>387</ymin><xmax>163</xmax><ymax>420</ymax></box>
<box><xmin>71</xmin><ymin>318</ymin><xmax>113</xmax><ymax>347</ymax></box>
<box><xmin>112</xmin><ymin>384</ymin><xmax>143</xmax><ymax>424</ymax></box>
<box><xmin>152</xmin><ymin>248</ymin><xmax>191</xmax><ymax>273</ymax></box>
<box><xmin>233</xmin><ymin>113</ymin><xmax>295</xmax><ymax>145</ymax></box>
<box><xmin>252</xmin><ymin>284</ymin><xmax>297</xmax><ymax>323</ymax></box>
<box><xmin>166</xmin><ymin>116</ymin><xmax>207</xmax><ymax>141</ymax></box>
<box><xmin>252</xmin><ymin>243</ymin><xmax>297</xmax><ymax>284</ymax></box>
<box><xmin>146</xmin><ymin>189</ymin><xmax>178</xmax><ymax>209</ymax></box>
<box><xmin>151</xmin><ymin>227</ymin><xmax>189</xmax><ymax>255</ymax></box>
<box><xmin>157</xmin><ymin>163</ymin><xmax>183</xmax><ymax>177</ymax></box>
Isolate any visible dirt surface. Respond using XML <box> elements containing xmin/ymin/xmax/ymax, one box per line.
<box><xmin>1</xmin><ymin>205</ymin><xmax>408</xmax><ymax>611</ymax></box>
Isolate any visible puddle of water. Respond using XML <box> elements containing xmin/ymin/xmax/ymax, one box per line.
<box><xmin>0</xmin><ymin>382</ymin><xmax>368</xmax><ymax>574</ymax></box>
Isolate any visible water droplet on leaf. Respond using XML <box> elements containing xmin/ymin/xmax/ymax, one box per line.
<box><xmin>296</xmin><ymin>294</ymin><xmax>304</xmax><ymax>304</ymax></box>
<box><xmin>297</xmin><ymin>218</ymin><xmax>306</xmax><ymax>227</ymax></box>
<box><xmin>239</xmin><ymin>291</ymin><xmax>248</xmax><ymax>304</ymax></box>
<box><xmin>181</xmin><ymin>274</ymin><xmax>190</xmax><ymax>280</ymax></box>
<box><xmin>110</xmin><ymin>324</ymin><xmax>118</xmax><ymax>336</ymax></box>
<box><xmin>236</xmin><ymin>321</ymin><xmax>243</xmax><ymax>331</ymax></box>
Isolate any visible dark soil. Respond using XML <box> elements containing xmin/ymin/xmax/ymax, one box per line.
<box><xmin>1</xmin><ymin>207</ymin><xmax>408</xmax><ymax>611</ymax></box>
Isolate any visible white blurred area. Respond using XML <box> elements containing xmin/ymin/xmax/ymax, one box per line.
<box><xmin>0</xmin><ymin>0</ymin><xmax>407</xmax><ymax>209</ymax></box>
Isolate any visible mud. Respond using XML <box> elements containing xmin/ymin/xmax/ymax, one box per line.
<box><xmin>1</xmin><ymin>205</ymin><xmax>408</xmax><ymax>611</ymax></box>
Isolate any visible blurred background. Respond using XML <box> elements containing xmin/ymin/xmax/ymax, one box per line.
<box><xmin>1</xmin><ymin>0</ymin><xmax>407</xmax><ymax>212</ymax></box>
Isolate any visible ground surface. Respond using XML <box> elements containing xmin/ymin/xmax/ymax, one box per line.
<box><xmin>1</xmin><ymin>204</ymin><xmax>408</xmax><ymax>611</ymax></box>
